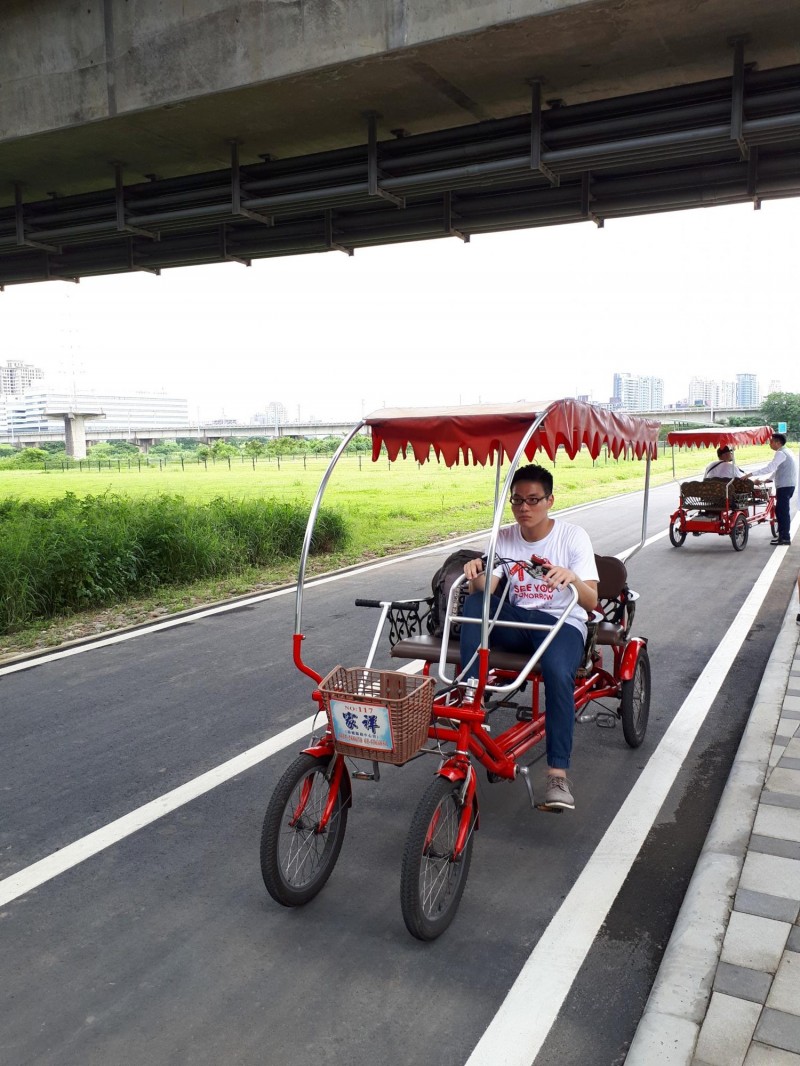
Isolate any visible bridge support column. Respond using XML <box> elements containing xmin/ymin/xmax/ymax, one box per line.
<box><xmin>44</xmin><ymin>410</ymin><xmax>105</xmax><ymax>459</ymax></box>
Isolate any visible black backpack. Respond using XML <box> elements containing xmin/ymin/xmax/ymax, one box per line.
<box><xmin>427</xmin><ymin>548</ymin><xmax>484</xmax><ymax>637</ymax></box>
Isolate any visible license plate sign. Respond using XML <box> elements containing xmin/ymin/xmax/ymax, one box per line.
<box><xmin>329</xmin><ymin>698</ymin><xmax>394</xmax><ymax>752</ymax></box>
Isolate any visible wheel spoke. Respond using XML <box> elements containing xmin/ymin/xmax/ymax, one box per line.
<box><xmin>420</xmin><ymin>800</ymin><xmax>460</xmax><ymax>916</ymax></box>
<box><xmin>278</xmin><ymin>774</ymin><xmax>342</xmax><ymax>887</ymax></box>
<box><xmin>401</xmin><ymin>775</ymin><xmax>475</xmax><ymax>939</ymax></box>
<box><xmin>261</xmin><ymin>753</ymin><xmax>348</xmax><ymax>906</ymax></box>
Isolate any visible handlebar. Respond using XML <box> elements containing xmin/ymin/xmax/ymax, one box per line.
<box><xmin>355</xmin><ymin>598</ymin><xmax>424</xmax><ymax>610</ymax></box>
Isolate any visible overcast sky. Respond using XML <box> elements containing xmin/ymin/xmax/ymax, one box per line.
<box><xmin>2</xmin><ymin>196</ymin><xmax>798</xmax><ymax>424</ymax></box>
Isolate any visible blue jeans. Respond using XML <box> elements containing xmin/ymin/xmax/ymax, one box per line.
<box><xmin>459</xmin><ymin>593</ymin><xmax>585</xmax><ymax>770</ymax></box>
<box><xmin>775</xmin><ymin>485</ymin><xmax>795</xmax><ymax>542</ymax></box>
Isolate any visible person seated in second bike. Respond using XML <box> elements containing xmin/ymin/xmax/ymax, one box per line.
<box><xmin>694</xmin><ymin>445</ymin><xmax>748</xmax><ymax>531</ymax></box>
<box><xmin>459</xmin><ymin>463</ymin><xmax>599</xmax><ymax>812</ymax></box>
<box><xmin>703</xmin><ymin>445</ymin><xmax>745</xmax><ymax>480</ymax></box>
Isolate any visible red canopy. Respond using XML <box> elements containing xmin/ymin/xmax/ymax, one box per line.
<box><xmin>366</xmin><ymin>399</ymin><xmax>660</xmax><ymax>467</ymax></box>
<box><xmin>666</xmin><ymin>425</ymin><xmax>773</xmax><ymax>449</ymax></box>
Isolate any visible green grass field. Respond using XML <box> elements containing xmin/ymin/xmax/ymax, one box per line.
<box><xmin>0</xmin><ymin>442</ymin><xmax>775</xmax><ymax>544</ymax></box>
<box><xmin>0</xmin><ymin>442</ymin><xmax>776</xmax><ymax>653</ymax></box>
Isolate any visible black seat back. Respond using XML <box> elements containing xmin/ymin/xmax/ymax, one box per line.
<box><xmin>595</xmin><ymin>554</ymin><xmax>627</xmax><ymax>602</ymax></box>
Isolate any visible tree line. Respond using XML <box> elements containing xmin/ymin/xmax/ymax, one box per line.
<box><xmin>0</xmin><ymin>433</ymin><xmax>373</xmax><ymax>469</ymax></box>
<box><xmin>2</xmin><ymin>393</ymin><xmax>799</xmax><ymax>471</ymax></box>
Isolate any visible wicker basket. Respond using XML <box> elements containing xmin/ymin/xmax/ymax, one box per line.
<box><xmin>318</xmin><ymin>666</ymin><xmax>435</xmax><ymax>765</ymax></box>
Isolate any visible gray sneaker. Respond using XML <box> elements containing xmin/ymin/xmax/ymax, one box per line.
<box><xmin>542</xmin><ymin>774</ymin><xmax>575</xmax><ymax>810</ymax></box>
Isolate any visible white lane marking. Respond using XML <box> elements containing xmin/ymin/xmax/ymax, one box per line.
<box><xmin>0</xmin><ymin>715</ymin><xmax>320</xmax><ymax>908</ymax></box>
<box><xmin>0</xmin><ymin>657</ymin><xmax>424</xmax><ymax>906</ymax></box>
<box><xmin>618</xmin><ymin>527</ymin><xmax>669</xmax><ymax>559</ymax></box>
<box><xmin>464</xmin><ymin>520</ymin><xmax>796</xmax><ymax>1066</ymax></box>
<box><xmin>394</xmin><ymin>660</ymin><xmax>426</xmax><ymax>674</ymax></box>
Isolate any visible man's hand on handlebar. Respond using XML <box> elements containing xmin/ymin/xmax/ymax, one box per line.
<box><xmin>542</xmin><ymin>565</ymin><xmax>578</xmax><ymax>591</ymax></box>
<box><xmin>463</xmin><ymin>557</ymin><xmax>485</xmax><ymax>581</ymax></box>
<box><xmin>464</xmin><ymin>556</ymin><xmax>577</xmax><ymax>588</ymax></box>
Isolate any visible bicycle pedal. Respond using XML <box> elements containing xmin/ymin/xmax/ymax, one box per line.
<box><xmin>535</xmin><ymin>803</ymin><xmax>564</xmax><ymax>814</ymax></box>
<box><xmin>351</xmin><ymin>771</ymin><xmax>377</xmax><ymax>781</ymax></box>
<box><xmin>595</xmin><ymin>712</ymin><xmax>617</xmax><ymax>729</ymax></box>
<box><xmin>515</xmin><ymin>707</ymin><xmax>533</xmax><ymax>723</ymax></box>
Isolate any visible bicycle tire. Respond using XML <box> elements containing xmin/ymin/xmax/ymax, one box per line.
<box><xmin>620</xmin><ymin>647</ymin><xmax>650</xmax><ymax>748</ymax></box>
<box><xmin>260</xmin><ymin>752</ymin><xmax>348</xmax><ymax>907</ymax></box>
<box><xmin>400</xmin><ymin>775</ymin><xmax>475</xmax><ymax>941</ymax></box>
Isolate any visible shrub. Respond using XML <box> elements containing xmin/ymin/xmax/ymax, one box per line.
<box><xmin>0</xmin><ymin>492</ymin><xmax>349</xmax><ymax>633</ymax></box>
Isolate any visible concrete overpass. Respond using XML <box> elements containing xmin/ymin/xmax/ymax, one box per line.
<box><xmin>1</xmin><ymin>2</ymin><xmax>799</xmax><ymax>284</ymax></box>
<box><xmin>0</xmin><ymin>420</ymin><xmax>363</xmax><ymax>452</ymax></box>
<box><xmin>0</xmin><ymin>406</ymin><xmax>765</xmax><ymax>451</ymax></box>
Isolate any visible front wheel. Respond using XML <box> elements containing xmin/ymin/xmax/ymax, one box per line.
<box><xmin>260</xmin><ymin>753</ymin><xmax>348</xmax><ymax>907</ymax></box>
<box><xmin>770</xmin><ymin>518</ymin><xmax>779</xmax><ymax>538</ymax></box>
<box><xmin>621</xmin><ymin>647</ymin><xmax>651</xmax><ymax>748</ymax></box>
<box><xmin>669</xmin><ymin>515</ymin><xmax>687</xmax><ymax>547</ymax></box>
<box><xmin>400</xmin><ymin>776</ymin><xmax>475</xmax><ymax>941</ymax></box>
<box><xmin>730</xmin><ymin>513</ymin><xmax>749</xmax><ymax>552</ymax></box>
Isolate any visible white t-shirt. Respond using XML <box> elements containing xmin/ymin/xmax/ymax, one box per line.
<box><xmin>703</xmin><ymin>459</ymin><xmax>743</xmax><ymax>480</ymax></box>
<box><xmin>490</xmin><ymin>519</ymin><xmax>599</xmax><ymax>640</ymax></box>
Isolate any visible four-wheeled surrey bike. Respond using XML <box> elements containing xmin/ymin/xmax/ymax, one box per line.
<box><xmin>666</xmin><ymin>426</ymin><xmax>777</xmax><ymax>551</ymax></box>
<box><xmin>259</xmin><ymin>399</ymin><xmax>661</xmax><ymax>939</ymax></box>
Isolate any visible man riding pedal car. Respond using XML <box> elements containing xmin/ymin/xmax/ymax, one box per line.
<box><xmin>459</xmin><ymin>464</ymin><xmax>598</xmax><ymax>812</ymax></box>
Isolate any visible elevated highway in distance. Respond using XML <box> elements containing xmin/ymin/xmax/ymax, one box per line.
<box><xmin>0</xmin><ymin>406</ymin><xmax>763</xmax><ymax>450</ymax></box>
<box><xmin>1</xmin><ymin>1</ymin><xmax>799</xmax><ymax>284</ymax></box>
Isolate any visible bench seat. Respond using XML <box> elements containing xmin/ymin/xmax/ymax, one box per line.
<box><xmin>390</xmin><ymin>634</ymin><xmax>536</xmax><ymax>673</ymax></box>
<box><xmin>390</xmin><ymin>618</ymin><xmax>625</xmax><ymax>673</ymax></box>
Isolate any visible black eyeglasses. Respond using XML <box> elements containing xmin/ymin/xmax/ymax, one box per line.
<box><xmin>509</xmin><ymin>494</ymin><xmax>550</xmax><ymax>508</ymax></box>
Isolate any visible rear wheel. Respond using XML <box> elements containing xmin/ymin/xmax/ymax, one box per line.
<box><xmin>400</xmin><ymin>776</ymin><xmax>475</xmax><ymax>941</ymax></box>
<box><xmin>260</xmin><ymin>753</ymin><xmax>348</xmax><ymax>907</ymax></box>
<box><xmin>730</xmin><ymin>513</ymin><xmax>749</xmax><ymax>552</ymax></box>
<box><xmin>669</xmin><ymin>515</ymin><xmax>687</xmax><ymax>547</ymax></box>
<box><xmin>770</xmin><ymin>518</ymin><xmax>779</xmax><ymax>538</ymax></box>
<box><xmin>621</xmin><ymin>647</ymin><xmax>650</xmax><ymax>748</ymax></box>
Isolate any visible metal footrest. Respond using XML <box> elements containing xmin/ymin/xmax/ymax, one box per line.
<box><xmin>578</xmin><ymin>708</ymin><xmax>618</xmax><ymax>728</ymax></box>
<box><xmin>352</xmin><ymin>761</ymin><xmax>381</xmax><ymax>782</ymax></box>
<box><xmin>518</xmin><ymin>765</ymin><xmax>536</xmax><ymax>809</ymax></box>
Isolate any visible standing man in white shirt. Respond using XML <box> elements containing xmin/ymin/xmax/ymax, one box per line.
<box><xmin>753</xmin><ymin>433</ymin><xmax>797</xmax><ymax>546</ymax></box>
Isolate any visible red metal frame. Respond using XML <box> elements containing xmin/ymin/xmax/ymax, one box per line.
<box><xmin>667</xmin><ymin>424</ymin><xmax>777</xmax><ymax>543</ymax></box>
<box><xmin>298</xmin><ymin>621</ymin><xmax>645</xmax><ymax>848</ymax></box>
<box><xmin>669</xmin><ymin>497</ymin><xmax>776</xmax><ymax>538</ymax></box>
<box><xmin>288</xmin><ymin>399</ymin><xmax>655</xmax><ymax>858</ymax></box>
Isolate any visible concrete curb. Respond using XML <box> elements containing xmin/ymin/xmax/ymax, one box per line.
<box><xmin>626</xmin><ymin>591</ymin><xmax>800</xmax><ymax>1065</ymax></box>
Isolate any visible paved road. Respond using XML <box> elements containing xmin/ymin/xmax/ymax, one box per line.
<box><xmin>1</xmin><ymin>481</ymin><xmax>795</xmax><ymax>1066</ymax></box>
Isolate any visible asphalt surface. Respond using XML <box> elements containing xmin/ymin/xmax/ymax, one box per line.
<box><xmin>1</xmin><ymin>480</ymin><xmax>794</xmax><ymax>1066</ymax></box>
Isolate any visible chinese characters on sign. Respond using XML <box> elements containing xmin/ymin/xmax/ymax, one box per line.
<box><xmin>330</xmin><ymin>699</ymin><xmax>394</xmax><ymax>752</ymax></box>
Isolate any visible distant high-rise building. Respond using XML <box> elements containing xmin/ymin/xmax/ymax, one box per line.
<box><xmin>612</xmin><ymin>372</ymin><xmax>664</xmax><ymax>411</ymax></box>
<box><xmin>688</xmin><ymin>377</ymin><xmax>714</xmax><ymax>406</ymax></box>
<box><xmin>253</xmin><ymin>401</ymin><xmax>287</xmax><ymax>428</ymax></box>
<box><xmin>736</xmin><ymin>374</ymin><xmax>760</xmax><ymax>407</ymax></box>
<box><xmin>0</xmin><ymin>359</ymin><xmax>44</xmax><ymax>396</ymax></box>
<box><xmin>716</xmin><ymin>380</ymin><xmax>737</xmax><ymax>407</ymax></box>
<box><xmin>688</xmin><ymin>377</ymin><xmax>737</xmax><ymax>407</ymax></box>
<box><xmin>767</xmin><ymin>379</ymin><xmax>782</xmax><ymax>396</ymax></box>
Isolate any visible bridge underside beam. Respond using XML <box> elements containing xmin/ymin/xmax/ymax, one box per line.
<box><xmin>2</xmin><ymin>63</ymin><xmax>800</xmax><ymax>286</ymax></box>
